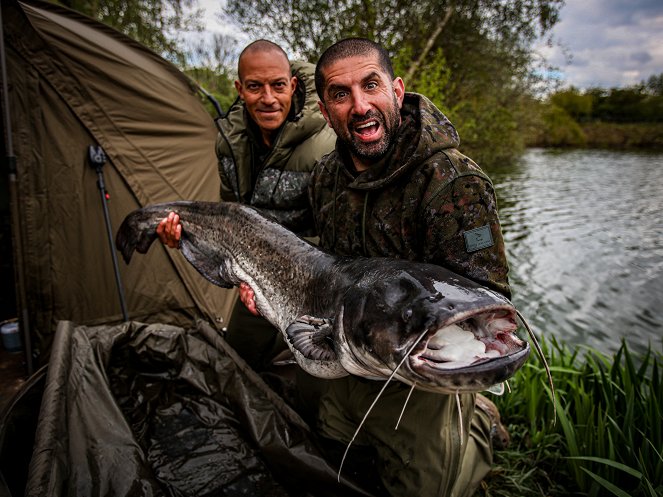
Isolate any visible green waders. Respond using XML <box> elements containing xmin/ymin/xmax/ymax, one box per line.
<box><xmin>297</xmin><ymin>372</ymin><xmax>493</xmax><ymax>497</ymax></box>
<box><xmin>225</xmin><ymin>302</ymin><xmax>494</xmax><ymax>497</ymax></box>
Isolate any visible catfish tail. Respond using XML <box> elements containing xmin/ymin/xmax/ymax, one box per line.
<box><xmin>115</xmin><ymin>205</ymin><xmax>175</xmax><ymax>263</ymax></box>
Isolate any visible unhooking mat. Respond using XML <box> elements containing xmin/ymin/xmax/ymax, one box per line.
<box><xmin>22</xmin><ymin>320</ymin><xmax>377</xmax><ymax>497</ymax></box>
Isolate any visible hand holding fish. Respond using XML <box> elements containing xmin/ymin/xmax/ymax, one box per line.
<box><xmin>239</xmin><ymin>282</ymin><xmax>260</xmax><ymax>316</ymax></box>
<box><xmin>155</xmin><ymin>210</ymin><xmax>261</xmax><ymax>316</ymax></box>
<box><xmin>156</xmin><ymin>211</ymin><xmax>181</xmax><ymax>248</ymax></box>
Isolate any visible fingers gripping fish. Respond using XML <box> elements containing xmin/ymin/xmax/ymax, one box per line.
<box><xmin>115</xmin><ymin>201</ymin><xmax>532</xmax><ymax>394</ymax></box>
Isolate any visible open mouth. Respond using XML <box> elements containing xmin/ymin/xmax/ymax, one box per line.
<box><xmin>353</xmin><ymin>119</ymin><xmax>380</xmax><ymax>140</ymax></box>
<box><xmin>414</xmin><ymin>309</ymin><xmax>526</xmax><ymax>370</ymax></box>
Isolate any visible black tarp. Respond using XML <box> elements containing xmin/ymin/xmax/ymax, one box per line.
<box><xmin>0</xmin><ymin>320</ymin><xmax>379</xmax><ymax>497</ymax></box>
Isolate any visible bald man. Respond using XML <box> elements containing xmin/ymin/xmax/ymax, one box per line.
<box><xmin>159</xmin><ymin>40</ymin><xmax>335</xmax><ymax>370</ymax></box>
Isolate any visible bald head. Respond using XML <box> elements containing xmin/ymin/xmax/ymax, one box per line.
<box><xmin>234</xmin><ymin>40</ymin><xmax>297</xmax><ymax>147</ymax></box>
<box><xmin>238</xmin><ymin>40</ymin><xmax>290</xmax><ymax>81</ymax></box>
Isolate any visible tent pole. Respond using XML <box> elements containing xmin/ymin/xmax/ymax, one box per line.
<box><xmin>88</xmin><ymin>145</ymin><xmax>129</xmax><ymax>322</ymax></box>
<box><xmin>0</xmin><ymin>2</ymin><xmax>34</xmax><ymax>375</ymax></box>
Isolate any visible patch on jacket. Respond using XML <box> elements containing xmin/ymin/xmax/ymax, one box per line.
<box><xmin>463</xmin><ymin>225</ymin><xmax>494</xmax><ymax>253</ymax></box>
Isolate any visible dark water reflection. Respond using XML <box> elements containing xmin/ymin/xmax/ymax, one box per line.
<box><xmin>486</xmin><ymin>148</ymin><xmax>663</xmax><ymax>356</ymax></box>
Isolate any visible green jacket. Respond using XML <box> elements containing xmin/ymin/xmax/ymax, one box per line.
<box><xmin>309</xmin><ymin>93</ymin><xmax>511</xmax><ymax>297</ymax></box>
<box><xmin>216</xmin><ymin>61</ymin><xmax>336</xmax><ymax>234</ymax></box>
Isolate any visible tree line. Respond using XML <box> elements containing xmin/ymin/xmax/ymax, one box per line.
<box><xmin>529</xmin><ymin>76</ymin><xmax>663</xmax><ymax>148</ymax></box>
<box><xmin>550</xmin><ymin>76</ymin><xmax>663</xmax><ymax>123</ymax></box>
<box><xmin>54</xmin><ymin>0</ymin><xmax>662</xmax><ymax>165</ymax></box>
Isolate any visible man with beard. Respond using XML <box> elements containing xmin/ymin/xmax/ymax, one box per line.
<box><xmin>292</xmin><ymin>38</ymin><xmax>512</xmax><ymax>497</ymax></box>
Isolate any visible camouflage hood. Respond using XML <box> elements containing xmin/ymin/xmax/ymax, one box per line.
<box><xmin>337</xmin><ymin>92</ymin><xmax>460</xmax><ymax>190</ymax></box>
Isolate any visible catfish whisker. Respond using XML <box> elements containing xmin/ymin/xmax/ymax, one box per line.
<box><xmin>517</xmin><ymin>310</ymin><xmax>556</xmax><ymax>423</ymax></box>
<box><xmin>337</xmin><ymin>329</ymin><xmax>428</xmax><ymax>482</ymax></box>
<box><xmin>455</xmin><ymin>392</ymin><xmax>464</xmax><ymax>445</ymax></box>
<box><xmin>395</xmin><ymin>382</ymin><xmax>417</xmax><ymax>430</ymax></box>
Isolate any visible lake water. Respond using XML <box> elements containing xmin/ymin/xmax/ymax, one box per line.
<box><xmin>485</xmin><ymin>148</ymin><xmax>663</xmax><ymax>357</ymax></box>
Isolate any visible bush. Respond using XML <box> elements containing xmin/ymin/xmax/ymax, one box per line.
<box><xmin>528</xmin><ymin>105</ymin><xmax>587</xmax><ymax>147</ymax></box>
<box><xmin>478</xmin><ymin>338</ymin><xmax>663</xmax><ymax>497</ymax></box>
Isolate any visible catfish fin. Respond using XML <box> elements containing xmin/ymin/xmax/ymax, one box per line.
<box><xmin>180</xmin><ymin>241</ymin><xmax>233</xmax><ymax>288</ymax></box>
<box><xmin>115</xmin><ymin>211</ymin><xmax>160</xmax><ymax>263</ymax></box>
<box><xmin>286</xmin><ymin>315</ymin><xmax>337</xmax><ymax>362</ymax></box>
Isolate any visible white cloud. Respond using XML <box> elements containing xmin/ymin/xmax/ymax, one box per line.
<box><xmin>540</xmin><ymin>1</ymin><xmax>663</xmax><ymax>88</ymax></box>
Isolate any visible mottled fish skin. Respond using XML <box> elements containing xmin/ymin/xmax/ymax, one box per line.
<box><xmin>116</xmin><ymin>201</ymin><xmax>338</xmax><ymax>333</ymax></box>
<box><xmin>116</xmin><ymin>201</ymin><xmax>529</xmax><ymax>393</ymax></box>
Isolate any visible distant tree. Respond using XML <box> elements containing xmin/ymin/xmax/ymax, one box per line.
<box><xmin>223</xmin><ymin>0</ymin><xmax>564</xmax><ymax>166</ymax></box>
<box><xmin>535</xmin><ymin>105</ymin><xmax>586</xmax><ymax>147</ymax></box>
<box><xmin>552</xmin><ymin>84</ymin><xmax>663</xmax><ymax>124</ymax></box>
<box><xmin>550</xmin><ymin>87</ymin><xmax>593</xmax><ymax>122</ymax></box>
<box><xmin>645</xmin><ymin>73</ymin><xmax>663</xmax><ymax>96</ymax></box>
<box><xmin>183</xmin><ymin>33</ymin><xmax>240</xmax><ymax>116</ymax></box>
<box><xmin>58</xmin><ymin>0</ymin><xmax>204</xmax><ymax>63</ymax></box>
<box><xmin>593</xmin><ymin>88</ymin><xmax>648</xmax><ymax>123</ymax></box>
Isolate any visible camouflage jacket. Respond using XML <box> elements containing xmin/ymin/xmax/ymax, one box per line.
<box><xmin>216</xmin><ymin>61</ymin><xmax>336</xmax><ymax>234</ymax></box>
<box><xmin>309</xmin><ymin>93</ymin><xmax>511</xmax><ymax>297</ymax></box>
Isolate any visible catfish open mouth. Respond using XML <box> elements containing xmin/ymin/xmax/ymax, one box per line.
<box><xmin>411</xmin><ymin>307</ymin><xmax>528</xmax><ymax>372</ymax></box>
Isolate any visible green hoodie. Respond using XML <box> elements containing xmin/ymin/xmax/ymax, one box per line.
<box><xmin>309</xmin><ymin>92</ymin><xmax>510</xmax><ymax>297</ymax></box>
<box><xmin>216</xmin><ymin>60</ymin><xmax>336</xmax><ymax>234</ymax></box>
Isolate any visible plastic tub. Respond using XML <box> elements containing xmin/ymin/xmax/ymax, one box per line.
<box><xmin>1</xmin><ymin>321</ymin><xmax>21</xmax><ymax>352</ymax></box>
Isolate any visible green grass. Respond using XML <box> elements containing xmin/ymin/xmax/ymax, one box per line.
<box><xmin>476</xmin><ymin>337</ymin><xmax>662</xmax><ymax>497</ymax></box>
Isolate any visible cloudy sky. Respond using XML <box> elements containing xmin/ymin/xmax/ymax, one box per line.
<box><xmin>538</xmin><ymin>0</ymin><xmax>663</xmax><ymax>89</ymax></box>
<box><xmin>197</xmin><ymin>0</ymin><xmax>663</xmax><ymax>90</ymax></box>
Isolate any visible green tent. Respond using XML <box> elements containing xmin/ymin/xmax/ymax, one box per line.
<box><xmin>2</xmin><ymin>0</ymin><xmax>236</xmax><ymax>365</ymax></box>
<box><xmin>0</xmin><ymin>6</ymin><xmax>384</xmax><ymax>496</ymax></box>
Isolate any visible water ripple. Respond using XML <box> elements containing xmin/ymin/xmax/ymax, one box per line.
<box><xmin>487</xmin><ymin>148</ymin><xmax>663</xmax><ymax>356</ymax></box>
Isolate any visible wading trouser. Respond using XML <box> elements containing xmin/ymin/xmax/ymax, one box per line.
<box><xmin>297</xmin><ymin>373</ymin><xmax>493</xmax><ymax>497</ymax></box>
<box><xmin>225</xmin><ymin>302</ymin><xmax>493</xmax><ymax>496</ymax></box>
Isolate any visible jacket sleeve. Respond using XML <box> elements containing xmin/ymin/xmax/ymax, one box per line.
<box><xmin>420</xmin><ymin>173</ymin><xmax>511</xmax><ymax>298</ymax></box>
<box><xmin>216</xmin><ymin>133</ymin><xmax>240</xmax><ymax>202</ymax></box>
<box><xmin>218</xmin><ymin>158</ymin><xmax>237</xmax><ymax>202</ymax></box>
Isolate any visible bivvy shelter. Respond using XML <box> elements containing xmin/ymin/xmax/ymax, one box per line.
<box><xmin>1</xmin><ymin>0</ymin><xmax>235</xmax><ymax>367</ymax></box>
<box><xmin>0</xmin><ymin>2</ymin><xmax>381</xmax><ymax>496</ymax></box>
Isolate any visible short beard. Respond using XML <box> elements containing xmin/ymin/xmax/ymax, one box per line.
<box><xmin>335</xmin><ymin>94</ymin><xmax>401</xmax><ymax>164</ymax></box>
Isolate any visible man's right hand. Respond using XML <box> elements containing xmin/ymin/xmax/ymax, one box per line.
<box><xmin>156</xmin><ymin>211</ymin><xmax>182</xmax><ymax>248</ymax></box>
<box><xmin>239</xmin><ymin>282</ymin><xmax>260</xmax><ymax>316</ymax></box>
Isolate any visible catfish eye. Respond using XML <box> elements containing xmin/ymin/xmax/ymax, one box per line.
<box><xmin>402</xmin><ymin>307</ymin><xmax>413</xmax><ymax>322</ymax></box>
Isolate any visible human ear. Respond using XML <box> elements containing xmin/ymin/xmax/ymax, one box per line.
<box><xmin>393</xmin><ymin>77</ymin><xmax>405</xmax><ymax>108</ymax></box>
<box><xmin>234</xmin><ymin>80</ymin><xmax>243</xmax><ymax>99</ymax></box>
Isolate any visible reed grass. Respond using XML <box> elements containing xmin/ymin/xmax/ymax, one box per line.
<box><xmin>476</xmin><ymin>337</ymin><xmax>662</xmax><ymax>497</ymax></box>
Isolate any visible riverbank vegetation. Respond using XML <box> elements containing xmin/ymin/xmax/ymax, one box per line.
<box><xmin>477</xmin><ymin>338</ymin><xmax>662</xmax><ymax>497</ymax></box>
<box><xmin>526</xmin><ymin>78</ymin><xmax>663</xmax><ymax>149</ymax></box>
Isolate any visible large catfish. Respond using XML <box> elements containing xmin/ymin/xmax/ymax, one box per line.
<box><xmin>116</xmin><ymin>201</ymin><xmax>531</xmax><ymax>394</ymax></box>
